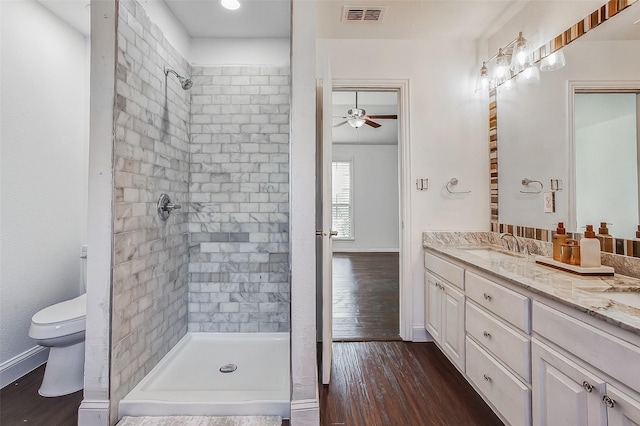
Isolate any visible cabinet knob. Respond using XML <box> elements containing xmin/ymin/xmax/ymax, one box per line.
<box><xmin>483</xmin><ymin>293</ymin><xmax>492</xmax><ymax>301</ymax></box>
<box><xmin>483</xmin><ymin>331</ymin><xmax>491</xmax><ymax>339</ymax></box>
<box><xmin>483</xmin><ymin>374</ymin><xmax>492</xmax><ymax>382</ymax></box>
<box><xmin>603</xmin><ymin>395</ymin><xmax>615</xmax><ymax>409</ymax></box>
<box><xmin>582</xmin><ymin>381</ymin><xmax>593</xmax><ymax>393</ymax></box>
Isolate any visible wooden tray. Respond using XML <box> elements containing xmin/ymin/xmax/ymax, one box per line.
<box><xmin>535</xmin><ymin>256</ymin><xmax>614</xmax><ymax>276</ymax></box>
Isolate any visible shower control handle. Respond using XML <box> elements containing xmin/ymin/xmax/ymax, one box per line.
<box><xmin>157</xmin><ymin>194</ymin><xmax>181</xmax><ymax>221</ymax></box>
<box><xmin>163</xmin><ymin>203</ymin><xmax>182</xmax><ymax>212</ymax></box>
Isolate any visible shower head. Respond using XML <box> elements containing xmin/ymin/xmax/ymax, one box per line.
<box><xmin>165</xmin><ymin>68</ymin><xmax>192</xmax><ymax>91</ymax></box>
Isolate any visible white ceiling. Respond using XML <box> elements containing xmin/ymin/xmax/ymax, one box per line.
<box><xmin>162</xmin><ymin>0</ymin><xmax>290</xmax><ymax>38</ymax></box>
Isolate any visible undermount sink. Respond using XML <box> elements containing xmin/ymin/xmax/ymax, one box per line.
<box><xmin>462</xmin><ymin>246</ymin><xmax>524</xmax><ymax>260</ymax></box>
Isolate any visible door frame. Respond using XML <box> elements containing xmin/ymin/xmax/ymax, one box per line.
<box><xmin>331</xmin><ymin>79</ymin><xmax>412</xmax><ymax>340</ymax></box>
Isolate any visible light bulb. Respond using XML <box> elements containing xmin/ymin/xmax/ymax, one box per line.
<box><xmin>221</xmin><ymin>0</ymin><xmax>240</xmax><ymax>10</ymax></box>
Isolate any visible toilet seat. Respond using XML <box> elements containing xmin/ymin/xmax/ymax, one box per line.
<box><xmin>29</xmin><ymin>294</ymin><xmax>87</xmax><ymax>340</ymax></box>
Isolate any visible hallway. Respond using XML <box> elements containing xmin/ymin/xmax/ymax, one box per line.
<box><xmin>332</xmin><ymin>252</ymin><xmax>400</xmax><ymax>341</ymax></box>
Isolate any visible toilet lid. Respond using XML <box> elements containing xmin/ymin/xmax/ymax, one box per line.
<box><xmin>32</xmin><ymin>294</ymin><xmax>87</xmax><ymax>325</ymax></box>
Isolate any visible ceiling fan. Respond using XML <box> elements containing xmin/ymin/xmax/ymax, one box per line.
<box><xmin>333</xmin><ymin>92</ymin><xmax>398</xmax><ymax>129</ymax></box>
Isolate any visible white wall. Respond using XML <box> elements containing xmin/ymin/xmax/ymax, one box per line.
<box><xmin>139</xmin><ymin>0</ymin><xmax>191</xmax><ymax>59</ymax></box>
<box><xmin>497</xmin><ymin>40</ymin><xmax>640</xmax><ymax>232</ymax></box>
<box><xmin>0</xmin><ymin>0</ymin><xmax>89</xmax><ymax>370</ymax></box>
<box><xmin>318</xmin><ymin>38</ymin><xmax>490</xmax><ymax>336</ymax></box>
<box><xmin>190</xmin><ymin>38</ymin><xmax>290</xmax><ymax>67</ymax></box>
<box><xmin>332</xmin><ymin>144</ymin><xmax>400</xmax><ymax>251</ymax></box>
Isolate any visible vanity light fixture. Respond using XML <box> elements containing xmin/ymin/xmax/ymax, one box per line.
<box><xmin>539</xmin><ymin>49</ymin><xmax>566</xmax><ymax>72</ymax></box>
<box><xmin>220</xmin><ymin>0</ymin><xmax>240</xmax><ymax>10</ymax></box>
<box><xmin>474</xmin><ymin>62</ymin><xmax>491</xmax><ymax>93</ymax></box>
<box><xmin>510</xmin><ymin>32</ymin><xmax>530</xmax><ymax>73</ymax></box>
<box><xmin>476</xmin><ymin>31</ymin><xmax>564</xmax><ymax>92</ymax></box>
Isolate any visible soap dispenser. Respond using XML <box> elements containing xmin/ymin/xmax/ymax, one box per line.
<box><xmin>596</xmin><ymin>222</ymin><xmax>614</xmax><ymax>253</ymax></box>
<box><xmin>552</xmin><ymin>222</ymin><xmax>569</xmax><ymax>261</ymax></box>
<box><xmin>580</xmin><ymin>225</ymin><xmax>601</xmax><ymax>267</ymax></box>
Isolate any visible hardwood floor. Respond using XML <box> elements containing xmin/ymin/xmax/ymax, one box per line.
<box><xmin>332</xmin><ymin>252</ymin><xmax>400</xmax><ymax>341</ymax></box>
<box><xmin>1</xmin><ymin>364</ymin><xmax>83</xmax><ymax>426</ymax></box>
<box><xmin>320</xmin><ymin>341</ymin><xmax>504</xmax><ymax>426</ymax></box>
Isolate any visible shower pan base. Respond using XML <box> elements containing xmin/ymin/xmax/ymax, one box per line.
<box><xmin>118</xmin><ymin>332</ymin><xmax>290</xmax><ymax>419</ymax></box>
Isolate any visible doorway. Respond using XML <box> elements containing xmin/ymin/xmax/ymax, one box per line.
<box><xmin>331</xmin><ymin>89</ymin><xmax>401</xmax><ymax>341</ymax></box>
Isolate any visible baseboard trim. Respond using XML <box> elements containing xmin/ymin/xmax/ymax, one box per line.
<box><xmin>78</xmin><ymin>399</ymin><xmax>110</xmax><ymax>426</ymax></box>
<box><xmin>0</xmin><ymin>346</ymin><xmax>49</xmax><ymax>388</ymax></box>
<box><xmin>290</xmin><ymin>398</ymin><xmax>319</xmax><ymax>424</ymax></box>
<box><xmin>412</xmin><ymin>326</ymin><xmax>431</xmax><ymax>342</ymax></box>
<box><xmin>332</xmin><ymin>248</ymin><xmax>400</xmax><ymax>253</ymax></box>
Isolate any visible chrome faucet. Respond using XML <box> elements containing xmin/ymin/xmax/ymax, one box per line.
<box><xmin>500</xmin><ymin>233</ymin><xmax>520</xmax><ymax>253</ymax></box>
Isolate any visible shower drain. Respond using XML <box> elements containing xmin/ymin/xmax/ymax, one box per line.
<box><xmin>219</xmin><ymin>363</ymin><xmax>238</xmax><ymax>373</ymax></box>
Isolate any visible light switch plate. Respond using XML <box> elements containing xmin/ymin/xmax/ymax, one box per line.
<box><xmin>544</xmin><ymin>192</ymin><xmax>555</xmax><ymax>213</ymax></box>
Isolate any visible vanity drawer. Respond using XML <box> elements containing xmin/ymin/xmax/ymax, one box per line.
<box><xmin>425</xmin><ymin>252</ymin><xmax>464</xmax><ymax>290</ymax></box>
<box><xmin>466</xmin><ymin>271</ymin><xmax>530</xmax><ymax>333</ymax></box>
<box><xmin>466</xmin><ymin>301</ymin><xmax>531</xmax><ymax>382</ymax></box>
<box><xmin>466</xmin><ymin>337</ymin><xmax>531</xmax><ymax>426</ymax></box>
<box><xmin>533</xmin><ymin>301</ymin><xmax>640</xmax><ymax>392</ymax></box>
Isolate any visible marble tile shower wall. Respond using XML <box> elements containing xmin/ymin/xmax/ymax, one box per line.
<box><xmin>187</xmin><ymin>66</ymin><xmax>291</xmax><ymax>333</ymax></box>
<box><xmin>111</xmin><ymin>0</ymin><xmax>190</xmax><ymax>420</ymax></box>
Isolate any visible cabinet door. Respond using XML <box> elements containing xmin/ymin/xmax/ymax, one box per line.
<box><xmin>532</xmin><ymin>339</ymin><xmax>607</xmax><ymax>426</ymax></box>
<box><xmin>442</xmin><ymin>283</ymin><xmax>465</xmax><ymax>371</ymax></box>
<box><xmin>605</xmin><ymin>384</ymin><xmax>640</xmax><ymax>426</ymax></box>
<box><xmin>425</xmin><ymin>271</ymin><xmax>443</xmax><ymax>343</ymax></box>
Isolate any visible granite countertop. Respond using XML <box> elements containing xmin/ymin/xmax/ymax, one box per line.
<box><xmin>424</xmin><ymin>242</ymin><xmax>640</xmax><ymax>337</ymax></box>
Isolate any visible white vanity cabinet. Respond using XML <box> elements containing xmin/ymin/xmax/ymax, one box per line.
<box><xmin>531</xmin><ymin>338</ymin><xmax>607</xmax><ymax>426</ymax></box>
<box><xmin>464</xmin><ymin>271</ymin><xmax>532</xmax><ymax>426</ymax></box>
<box><xmin>532</xmin><ymin>301</ymin><xmax>640</xmax><ymax>426</ymax></box>
<box><xmin>424</xmin><ymin>253</ymin><xmax>465</xmax><ymax>372</ymax></box>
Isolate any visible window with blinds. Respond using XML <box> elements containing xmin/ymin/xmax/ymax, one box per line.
<box><xmin>332</xmin><ymin>160</ymin><xmax>353</xmax><ymax>240</ymax></box>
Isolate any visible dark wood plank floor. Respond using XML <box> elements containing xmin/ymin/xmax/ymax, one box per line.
<box><xmin>333</xmin><ymin>252</ymin><xmax>400</xmax><ymax>341</ymax></box>
<box><xmin>320</xmin><ymin>341</ymin><xmax>504</xmax><ymax>426</ymax></box>
<box><xmin>1</xmin><ymin>364</ymin><xmax>83</xmax><ymax>426</ymax></box>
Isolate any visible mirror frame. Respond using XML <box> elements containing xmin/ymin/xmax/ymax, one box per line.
<box><xmin>489</xmin><ymin>0</ymin><xmax>640</xmax><ymax>258</ymax></box>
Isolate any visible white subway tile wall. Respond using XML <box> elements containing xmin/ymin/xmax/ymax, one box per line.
<box><xmin>187</xmin><ymin>65</ymin><xmax>291</xmax><ymax>333</ymax></box>
<box><xmin>111</xmin><ymin>0</ymin><xmax>190</xmax><ymax>421</ymax></box>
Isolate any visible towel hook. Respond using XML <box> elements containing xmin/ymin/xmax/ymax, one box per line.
<box><xmin>520</xmin><ymin>178</ymin><xmax>543</xmax><ymax>194</ymax></box>
<box><xmin>446</xmin><ymin>178</ymin><xmax>471</xmax><ymax>194</ymax></box>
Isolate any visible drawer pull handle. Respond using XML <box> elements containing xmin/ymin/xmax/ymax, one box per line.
<box><xmin>603</xmin><ymin>395</ymin><xmax>615</xmax><ymax>409</ymax></box>
<box><xmin>483</xmin><ymin>331</ymin><xmax>491</xmax><ymax>339</ymax></box>
<box><xmin>483</xmin><ymin>374</ymin><xmax>492</xmax><ymax>382</ymax></box>
<box><xmin>483</xmin><ymin>293</ymin><xmax>492</xmax><ymax>301</ymax></box>
<box><xmin>582</xmin><ymin>381</ymin><xmax>593</xmax><ymax>393</ymax></box>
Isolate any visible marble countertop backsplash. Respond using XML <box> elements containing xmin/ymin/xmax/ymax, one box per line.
<box><xmin>423</xmin><ymin>231</ymin><xmax>640</xmax><ymax>336</ymax></box>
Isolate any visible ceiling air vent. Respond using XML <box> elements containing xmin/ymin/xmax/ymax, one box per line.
<box><xmin>342</xmin><ymin>6</ymin><xmax>387</xmax><ymax>23</ymax></box>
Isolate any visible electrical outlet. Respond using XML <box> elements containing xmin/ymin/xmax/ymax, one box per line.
<box><xmin>543</xmin><ymin>192</ymin><xmax>555</xmax><ymax>213</ymax></box>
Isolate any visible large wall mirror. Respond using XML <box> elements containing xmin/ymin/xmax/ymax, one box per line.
<box><xmin>497</xmin><ymin>1</ymin><xmax>640</xmax><ymax>241</ymax></box>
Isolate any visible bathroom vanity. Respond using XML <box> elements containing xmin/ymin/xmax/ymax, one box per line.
<box><xmin>424</xmin><ymin>235</ymin><xmax>640</xmax><ymax>426</ymax></box>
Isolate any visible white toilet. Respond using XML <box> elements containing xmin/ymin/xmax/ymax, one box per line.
<box><xmin>29</xmin><ymin>293</ymin><xmax>87</xmax><ymax>396</ymax></box>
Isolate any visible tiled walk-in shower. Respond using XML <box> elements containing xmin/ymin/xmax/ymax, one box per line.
<box><xmin>111</xmin><ymin>0</ymin><xmax>290</xmax><ymax>422</ymax></box>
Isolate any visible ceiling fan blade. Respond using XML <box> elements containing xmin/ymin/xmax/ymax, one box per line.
<box><xmin>333</xmin><ymin>120</ymin><xmax>348</xmax><ymax>128</ymax></box>
<box><xmin>366</xmin><ymin>115</ymin><xmax>398</xmax><ymax>120</ymax></box>
<box><xmin>364</xmin><ymin>119</ymin><xmax>382</xmax><ymax>128</ymax></box>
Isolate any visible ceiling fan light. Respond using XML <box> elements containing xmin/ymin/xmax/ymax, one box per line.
<box><xmin>348</xmin><ymin>117</ymin><xmax>366</xmax><ymax>128</ymax></box>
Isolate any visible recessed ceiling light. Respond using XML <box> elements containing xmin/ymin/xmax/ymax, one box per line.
<box><xmin>221</xmin><ymin>0</ymin><xmax>240</xmax><ymax>10</ymax></box>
